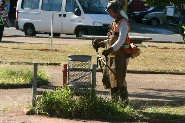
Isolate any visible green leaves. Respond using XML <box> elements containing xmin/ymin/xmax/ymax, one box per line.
<box><xmin>35</xmin><ymin>88</ymin><xmax>137</xmax><ymax>120</ymax></box>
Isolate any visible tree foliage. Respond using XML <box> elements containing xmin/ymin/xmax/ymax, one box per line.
<box><xmin>146</xmin><ymin>0</ymin><xmax>185</xmax><ymax>14</ymax></box>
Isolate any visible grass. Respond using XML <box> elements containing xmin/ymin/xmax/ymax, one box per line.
<box><xmin>141</xmin><ymin>106</ymin><xmax>185</xmax><ymax>120</ymax></box>
<box><xmin>0</xmin><ymin>42</ymin><xmax>185</xmax><ymax>73</ymax></box>
<box><xmin>0</xmin><ymin>43</ymin><xmax>94</xmax><ymax>63</ymax></box>
<box><xmin>34</xmin><ymin>87</ymin><xmax>139</xmax><ymax>121</ymax></box>
<box><xmin>0</xmin><ymin>41</ymin><xmax>185</xmax><ymax>121</ymax></box>
<box><xmin>137</xmin><ymin>101</ymin><xmax>185</xmax><ymax>121</ymax></box>
<box><xmin>33</xmin><ymin>88</ymin><xmax>185</xmax><ymax>122</ymax></box>
<box><xmin>129</xmin><ymin>43</ymin><xmax>185</xmax><ymax>73</ymax></box>
<box><xmin>0</xmin><ymin>65</ymin><xmax>49</xmax><ymax>87</ymax></box>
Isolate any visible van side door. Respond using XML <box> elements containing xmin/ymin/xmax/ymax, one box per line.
<box><xmin>39</xmin><ymin>0</ymin><xmax>63</xmax><ymax>33</ymax></box>
<box><xmin>16</xmin><ymin>0</ymin><xmax>40</xmax><ymax>32</ymax></box>
<box><xmin>61</xmin><ymin>0</ymin><xmax>83</xmax><ymax>34</ymax></box>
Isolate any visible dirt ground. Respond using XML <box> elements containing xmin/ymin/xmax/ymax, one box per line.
<box><xmin>0</xmin><ymin>37</ymin><xmax>185</xmax><ymax>122</ymax></box>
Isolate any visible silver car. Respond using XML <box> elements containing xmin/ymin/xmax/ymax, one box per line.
<box><xmin>142</xmin><ymin>6</ymin><xmax>180</xmax><ymax>27</ymax></box>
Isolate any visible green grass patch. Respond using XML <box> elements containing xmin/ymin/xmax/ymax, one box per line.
<box><xmin>33</xmin><ymin>88</ymin><xmax>185</xmax><ymax>121</ymax></box>
<box><xmin>133</xmin><ymin>101</ymin><xmax>185</xmax><ymax>121</ymax></box>
<box><xmin>140</xmin><ymin>106</ymin><xmax>185</xmax><ymax>120</ymax></box>
<box><xmin>34</xmin><ymin>88</ymin><xmax>139</xmax><ymax>121</ymax></box>
<box><xmin>0</xmin><ymin>65</ymin><xmax>49</xmax><ymax>87</ymax></box>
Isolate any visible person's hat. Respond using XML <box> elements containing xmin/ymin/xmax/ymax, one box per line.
<box><xmin>106</xmin><ymin>0</ymin><xmax>115</xmax><ymax>11</ymax></box>
<box><xmin>105</xmin><ymin>0</ymin><xmax>123</xmax><ymax>12</ymax></box>
<box><xmin>0</xmin><ymin>0</ymin><xmax>5</xmax><ymax>5</ymax></box>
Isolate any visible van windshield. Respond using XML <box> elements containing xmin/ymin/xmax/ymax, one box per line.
<box><xmin>78</xmin><ymin>0</ymin><xmax>108</xmax><ymax>14</ymax></box>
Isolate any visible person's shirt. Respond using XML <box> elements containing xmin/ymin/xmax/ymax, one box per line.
<box><xmin>0</xmin><ymin>7</ymin><xmax>9</xmax><ymax>21</ymax></box>
<box><xmin>104</xmin><ymin>19</ymin><xmax>129</xmax><ymax>51</ymax></box>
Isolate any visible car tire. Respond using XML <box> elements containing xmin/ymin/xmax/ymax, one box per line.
<box><xmin>49</xmin><ymin>33</ymin><xmax>61</xmax><ymax>37</ymax></box>
<box><xmin>24</xmin><ymin>24</ymin><xmax>36</xmax><ymax>36</ymax></box>
<box><xmin>166</xmin><ymin>19</ymin><xmax>176</xmax><ymax>28</ymax></box>
<box><xmin>150</xmin><ymin>18</ymin><xmax>159</xmax><ymax>27</ymax></box>
<box><xmin>76</xmin><ymin>28</ymin><xmax>87</xmax><ymax>37</ymax></box>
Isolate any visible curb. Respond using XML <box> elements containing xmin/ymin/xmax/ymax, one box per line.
<box><xmin>3</xmin><ymin>34</ymin><xmax>183</xmax><ymax>44</ymax></box>
<box><xmin>127</xmin><ymin>70</ymin><xmax>185</xmax><ymax>75</ymax></box>
<box><xmin>97</xmin><ymin>68</ymin><xmax>185</xmax><ymax>75</ymax></box>
<box><xmin>142</xmin><ymin>40</ymin><xmax>183</xmax><ymax>44</ymax></box>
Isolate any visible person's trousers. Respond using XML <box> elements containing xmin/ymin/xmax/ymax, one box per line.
<box><xmin>111</xmin><ymin>86</ymin><xmax>129</xmax><ymax>103</ymax></box>
<box><xmin>0</xmin><ymin>25</ymin><xmax>4</xmax><ymax>42</ymax></box>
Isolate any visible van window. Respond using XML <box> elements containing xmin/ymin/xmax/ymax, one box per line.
<box><xmin>21</xmin><ymin>0</ymin><xmax>40</xmax><ymax>9</ymax></box>
<box><xmin>78</xmin><ymin>0</ymin><xmax>107</xmax><ymax>14</ymax></box>
<box><xmin>65</xmin><ymin>0</ymin><xmax>79</xmax><ymax>13</ymax></box>
<box><xmin>41</xmin><ymin>0</ymin><xmax>62</xmax><ymax>11</ymax></box>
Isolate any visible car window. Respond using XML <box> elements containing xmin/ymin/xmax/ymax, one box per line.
<box><xmin>153</xmin><ymin>6</ymin><xmax>164</xmax><ymax>11</ymax></box>
<box><xmin>21</xmin><ymin>0</ymin><xmax>40</xmax><ymax>9</ymax></box>
<box><xmin>147</xmin><ymin>7</ymin><xmax>154</xmax><ymax>11</ymax></box>
<box><xmin>65</xmin><ymin>0</ymin><xmax>79</xmax><ymax>13</ymax></box>
<box><xmin>41</xmin><ymin>0</ymin><xmax>62</xmax><ymax>11</ymax></box>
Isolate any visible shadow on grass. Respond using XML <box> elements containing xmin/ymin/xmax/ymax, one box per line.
<box><xmin>0</xmin><ymin>78</ymin><xmax>49</xmax><ymax>89</ymax></box>
<box><xmin>130</xmin><ymin>100</ymin><xmax>185</xmax><ymax>123</ymax></box>
<box><xmin>130</xmin><ymin>88</ymin><xmax>185</xmax><ymax>101</ymax></box>
<box><xmin>140</xmin><ymin>112</ymin><xmax>185</xmax><ymax>123</ymax></box>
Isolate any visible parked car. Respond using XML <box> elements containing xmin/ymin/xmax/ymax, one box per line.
<box><xmin>142</xmin><ymin>6</ymin><xmax>180</xmax><ymax>27</ymax></box>
<box><xmin>166</xmin><ymin>15</ymin><xmax>181</xmax><ymax>28</ymax></box>
<box><xmin>131</xmin><ymin>6</ymin><xmax>166</xmax><ymax>23</ymax></box>
<box><xmin>127</xmin><ymin>0</ymin><xmax>148</xmax><ymax>19</ymax></box>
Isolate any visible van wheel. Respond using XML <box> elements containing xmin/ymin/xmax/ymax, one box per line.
<box><xmin>49</xmin><ymin>33</ymin><xmax>61</xmax><ymax>37</ymax></box>
<box><xmin>76</xmin><ymin>28</ymin><xmax>87</xmax><ymax>37</ymax></box>
<box><xmin>53</xmin><ymin>33</ymin><xmax>61</xmax><ymax>37</ymax></box>
<box><xmin>24</xmin><ymin>25</ymin><xmax>36</xmax><ymax>36</ymax></box>
<box><xmin>150</xmin><ymin>18</ymin><xmax>159</xmax><ymax>27</ymax></box>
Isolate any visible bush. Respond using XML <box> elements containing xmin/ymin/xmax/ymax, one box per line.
<box><xmin>35</xmin><ymin>87</ymin><xmax>138</xmax><ymax>121</ymax></box>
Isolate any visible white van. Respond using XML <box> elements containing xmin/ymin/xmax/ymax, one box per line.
<box><xmin>15</xmin><ymin>0</ymin><xmax>113</xmax><ymax>37</ymax></box>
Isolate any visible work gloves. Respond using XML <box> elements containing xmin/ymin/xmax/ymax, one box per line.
<box><xmin>102</xmin><ymin>47</ymin><xmax>113</xmax><ymax>57</ymax></box>
<box><xmin>92</xmin><ymin>39</ymin><xmax>105</xmax><ymax>49</ymax></box>
<box><xmin>92</xmin><ymin>39</ymin><xmax>113</xmax><ymax>56</ymax></box>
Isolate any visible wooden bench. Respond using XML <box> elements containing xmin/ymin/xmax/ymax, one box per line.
<box><xmin>82</xmin><ymin>35</ymin><xmax>152</xmax><ymax>44</ymax></box>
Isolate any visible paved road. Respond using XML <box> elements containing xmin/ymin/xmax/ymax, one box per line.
<box><xmin>129</xmin><ymin>20</ymin><xmax>182</xmax><ymax>43</ymax></box>
<box><xmin>3</xmin><ymin>20</ymin><xmax>183</xmax><ymax>43</ymax></box>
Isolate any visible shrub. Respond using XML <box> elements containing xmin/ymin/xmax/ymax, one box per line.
<box><xmin>35</xmin><ymin>87</ymin><xmax>138</xmax><ymax>121</ymax></box>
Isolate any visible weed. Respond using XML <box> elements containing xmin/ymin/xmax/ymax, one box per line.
<box><xmin>34</xmin><ymin>87</ymin><xmax>139</xmax><ymax>121</ymax></box>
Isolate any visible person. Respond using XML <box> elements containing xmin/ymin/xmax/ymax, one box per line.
<box><xmin>179</xmin><ymin>14</ymin><xmax>185</xmax><ymax>41</ymax></box>
<box><xmin>0</xmin><ymin>0</ymin><xmax>10</xmax><ymax>42</ymax></box>
<box><xmin>92</xmin><ymin>0</ymin><xmax>130</xmax><ymax>105</ymax></box>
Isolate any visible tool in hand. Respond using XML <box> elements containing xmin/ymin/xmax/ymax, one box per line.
<box><xmin>92</xmin><ymin>39</ymin><xmax>115</xmax><ymax>75</ymax></box>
